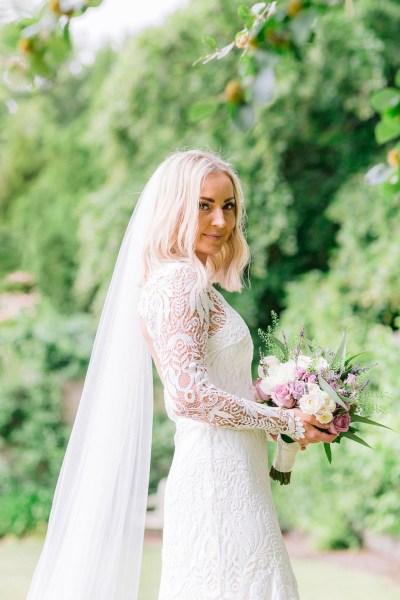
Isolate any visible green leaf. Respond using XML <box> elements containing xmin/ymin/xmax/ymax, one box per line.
<box><xmin>375</xmin><ymin>118</ymin><xmax>400</xmax><ymax>145</ymax></box>
<box><xmin>331</xmin><ymin>331</ymin><xmax>347</xmax><ymax>370</ymax></box>
<box><xmin>202</xmin><ymin>35</ymin><xmax>218</xmax><ymax>51</ymax></box>
<box><xmin>323</xmin><ymin>442</ymin><xmax>332</xmax><ymax>464</ymax></box>
<box><xmin>348</xmin><ymin>426</ymin><xmax>359</xmax><ymax>433</ymax></box>
<box><xmin>0</xmin><ymin>24</ymin><xmax>22</xmax><ymax>51</ymax></box>
<box><xmin>187</xmin><ymin>100</ymin><xmax>219</xmax><ymax>122</ymax></box>
<box><xmin>370</xmin><ymin>88</ymin><xmax>400</xmax><ymax>113</ymax></box>
<box><xmin>395</xmin><ymin>70</ymin><xmax>400</xmax><ymax>88</ymax></box>
<box><xmin>238</xmin><ymin>5</ymin><xmax>251</xmax><ymax>20</ymax></box>
<box><xmin>318</xmin><ymin>376</ymin><xmax>348</xmax><ymax>410</ymax></box>
<box><xmin>351</xmin><ymin>414</ymin><xmax>396</xmax><ymax>432</ymax></box>
<box><xmin>44</xmin><ymin>35</ymin><xmax>71</xmax><ymax>69</ymax></box>
<box><xmin>281</xmin><ymin>434</ymin><xmax>295</xmax><ymax>444</ymax></box>
<box><xmin>344</xmin><ymin>351</ymin><xmax>369</xmax><ymax>366</ymax></box>
<box><xmin>341</xmin><ymin>431</ymin><xmax>373</xmax><ymax>449</ymax></box>
<box><xmin>269</xmin><ymin>334</ymin><xmax>287</xmax><ymax>360</ymax></box>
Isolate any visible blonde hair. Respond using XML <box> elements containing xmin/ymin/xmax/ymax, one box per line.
<box><xmin>141</xmin><ymin>149</ymin><xmax>251</xmax><ymax>292</ymax></box>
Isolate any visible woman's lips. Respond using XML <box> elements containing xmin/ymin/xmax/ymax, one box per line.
<box><xmin>203</xmin><ymin>233</ymin><xmax>223</xmax><ymax>240</ymax></box>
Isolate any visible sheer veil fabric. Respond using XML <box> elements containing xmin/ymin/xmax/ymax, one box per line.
<box><xmin>26</xmin><ymin>171</ymin><xmax>162</xmax><ymax>599</ymax></box>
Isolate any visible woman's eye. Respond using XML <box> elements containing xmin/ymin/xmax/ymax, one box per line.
<box><xmin>224</xmin><ymin>202</ymin><xmax>236</xmax><ymax>210</ymax></box>
<box><xmin>199</xmin><ymin>203</ymin><xmax>209</xmax><ymax>210</ymax></box>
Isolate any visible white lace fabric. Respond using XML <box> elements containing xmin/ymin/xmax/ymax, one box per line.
<box><xmin>139</xmin><ymin>261</ymin><xmax>302</xmax><ymax>600</ymax></box>
<box><xmin>139</xmin><ymin>262</ymin><xmax>304</xmax><ymax>440</ymax></box>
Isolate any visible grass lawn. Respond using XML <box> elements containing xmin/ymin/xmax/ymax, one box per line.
<box><xmin>1</xmin><ymin>535</ymin><xmax>399</xmax><ymax>599</ymax></box>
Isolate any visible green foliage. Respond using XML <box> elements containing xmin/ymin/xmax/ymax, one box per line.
<box><xmin>0</xmin><ymin>0</ymin><xmax>399</xmax><ymax>546</ymax></box>
<box><xmin>0</xmin><ymin>303</ymin><xmax>95</xmax><ymax>536</ymax></box>
<box><xmin>0</xmin><ymin>1</ymin><xmax>104</xmax><ymax>87</ymax></box>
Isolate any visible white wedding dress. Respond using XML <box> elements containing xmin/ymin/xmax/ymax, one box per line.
<box><xmin>138</xmin><ymin>261</ymin><xmax>302</xmax><ymax>600</ymax></box>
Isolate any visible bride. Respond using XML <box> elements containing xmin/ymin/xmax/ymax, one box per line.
<box><xmin>26</xmin><ymin>149</ymin><xmax>337</xmax><ymax>600</ymax></box>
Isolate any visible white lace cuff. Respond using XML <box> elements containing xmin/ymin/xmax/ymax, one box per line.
<box><xmin>285</xmin><ymin>409</ymin><xmax>305</xmax><ymax>441</ymax></box>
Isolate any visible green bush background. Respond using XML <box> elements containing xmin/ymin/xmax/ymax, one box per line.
<box><xmin>0</xmin><ymin>0</ymin><xmax>399</xmax><ymax>547</ymax></box>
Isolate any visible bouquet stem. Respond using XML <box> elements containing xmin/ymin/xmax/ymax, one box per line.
<box><xmin>269</xmin><ymin>465</ymin><xmax>292</xmax><ymax>485</ymax></box>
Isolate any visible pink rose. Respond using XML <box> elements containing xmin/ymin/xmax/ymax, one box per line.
<box><xmin>270</xmin><ymin>384</ymin><xmax>296</xmax><ymax>408</ymax></box>
<box><xmin>254</xmin><ymin>378</ymin><xmax>270</xmax><ymax>401</ymax></box>
<box><xmin>328</xmin><ymin>411</ymin><xmax>351</xmax><ymax>435</ymax></box>
<box><xmin>289</xmin><ymin>380</ymin><xmax>306</xmax><ymax>400</ymax></box>
<box><xmin>306</xmin><ymin>373</ymin><xmax>317</xmax><ymax>384</ymax></box>
<box><xmin>296</xmin><ymin>366</ymin><xmax>307</xmax><ymax>380</ymax></box>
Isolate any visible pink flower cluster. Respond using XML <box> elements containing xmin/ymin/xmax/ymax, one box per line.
<box><xmin>254</xmin><ymin>353</ymin><xmax>354</xmax><ymax>432</ymax></box>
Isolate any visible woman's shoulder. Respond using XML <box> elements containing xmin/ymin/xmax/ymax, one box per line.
<box><xmin>145</xmin><ymin>260</ymin><xmax>204</xmax><ymax>285</ymax></box>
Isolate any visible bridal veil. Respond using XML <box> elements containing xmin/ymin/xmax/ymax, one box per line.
<box><xmin>26</xmin><ymin>167</ymin><xmax>163</xmax><ymax>599</ymax></box>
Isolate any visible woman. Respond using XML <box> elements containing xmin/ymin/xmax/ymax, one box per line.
<box><xmin>26</xmin><ymin>149</ymin><xmax>336</xmax><ymax>600</ymax></box>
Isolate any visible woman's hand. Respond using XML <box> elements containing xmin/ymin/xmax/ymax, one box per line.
<box><xmin>293</xmin><ymin>408</ymin><xmax>338</xmax><ymax>448</ymax></box>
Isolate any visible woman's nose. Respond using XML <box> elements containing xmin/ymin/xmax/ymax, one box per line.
<box><xmin>211</xmin><ymin>208</ymin><xmax>226</xmax><ymax>227</ymax></box>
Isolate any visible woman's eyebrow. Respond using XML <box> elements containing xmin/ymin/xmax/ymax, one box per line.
<box><xmin>199</xmin><ymin>196</ymin><xmax>235</xmax><ymax>203</ymax></box>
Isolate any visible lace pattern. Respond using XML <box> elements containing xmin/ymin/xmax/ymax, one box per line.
<box><xmin>138</xmin><ymin>262</ymin><xmax>304</xmax><ymax>440</ymax></box>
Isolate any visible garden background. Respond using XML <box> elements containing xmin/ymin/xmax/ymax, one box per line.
<box><xmin>0</xmin><ymin>1</ymin><xmax>399</xmax><ymax>598</ymax></box>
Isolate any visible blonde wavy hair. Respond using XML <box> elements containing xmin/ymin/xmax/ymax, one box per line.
<box><xmin>141</xmin><ymin>149</ymin><xmax>251</xmax><ymax>292</ymax></box>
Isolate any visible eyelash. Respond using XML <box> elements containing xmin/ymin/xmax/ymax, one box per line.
<box><xmin>199</xmin><ymin>202</ymin><xmax>236</xmax><ymax>211</ymax></box>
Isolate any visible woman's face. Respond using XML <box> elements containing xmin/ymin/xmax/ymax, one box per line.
<box><xmin>195</xmin><ymin>171</ymin><xmax>236</xmax><ymax>266</ymax></box>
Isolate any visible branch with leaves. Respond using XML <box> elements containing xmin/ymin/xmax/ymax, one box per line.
<box><xmin>0</xmin><ymin>0</ymin><xmax>102</xmax><ymax>89</ymax></box>
<box><xmin>189</xmin><ymin>1</ymin><xmax>336</xmax><ymax>127</ymax></box>
<box><xmin>365</xmin><ymin>72</ymin><xmax>400</xmax><ymax>194</ymax></box>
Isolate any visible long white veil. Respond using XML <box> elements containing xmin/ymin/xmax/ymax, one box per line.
<box><xmin>26</xmin><ymin>169</ymin><xmax>162</xmax><ymax>599</ymax></box>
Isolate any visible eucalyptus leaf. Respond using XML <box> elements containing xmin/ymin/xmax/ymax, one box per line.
<box><xmin>331</xmin><ymin>331</ymin><xmax>347</xmax><ymax>370</ymax></box>
<box><xmin>318</xmin><ymin>376</ymin><xmax>348</xmax><ymax>410</ymax></box>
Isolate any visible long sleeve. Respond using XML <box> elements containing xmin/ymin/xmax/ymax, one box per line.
<box><xmin>139</xmin><ymin>263</ymin><xmax>305</xmax><ymax>440</ymax></box>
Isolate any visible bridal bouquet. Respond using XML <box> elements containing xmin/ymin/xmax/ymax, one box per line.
<box><xmin>255</xmin><ymin>312</ymin><xmax>390</xmax><ymax>484</ymax></box>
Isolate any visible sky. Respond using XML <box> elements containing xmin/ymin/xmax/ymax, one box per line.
<box><xmin>70</xmin><ymin>0</ymin><xmax>190</xmax><ymax>57</ymax></box>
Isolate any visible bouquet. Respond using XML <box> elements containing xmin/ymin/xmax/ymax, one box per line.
<box><xmin>255</xmin><ymin>312</ymin><xmax>391</xmax><ymax>485</ymax></box>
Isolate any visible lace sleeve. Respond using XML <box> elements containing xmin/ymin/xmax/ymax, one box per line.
<box><xmin>139</xmin><ymin>264</ymin><xmax>305</xmax><ymax>440</ymax></box>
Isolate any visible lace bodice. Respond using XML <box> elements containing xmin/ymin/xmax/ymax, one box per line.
<box><xmin>138</xmin><ymin>261</ymin><xmax>304</xmax><ymax>440</ymax></box>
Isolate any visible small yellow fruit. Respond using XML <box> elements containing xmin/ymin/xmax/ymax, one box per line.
<box><xmin>387</xmin><ymin>148</ymin><xmax>400</xmax><ymax>168</ymax></box>
<box><xmin>288</xmin><ymin>0</ymin><xmax>303</xmax><ymax>18</ymax></box>
<box><xmin>18</xmin><ymin>38</ymin><xmax>33</xmax><ymax>54</ymax></box>
<box><xmin>49</xmin><ymin>0</ymin><xmax>74</xmax><ymax>17</ymax></box>
<box><xmin>224</xmin><ymin>80</ymin><xmax>245</xmax><ymax>104</ymax></box>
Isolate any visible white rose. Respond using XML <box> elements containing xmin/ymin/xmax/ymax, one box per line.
<box><xmin>262</xmin><ymin>355</ymin><xmax>280</xmax><ymax>368</ymax></box>
<box><xmin>280</xmin><ymin>359</ymin><xmax>297</xmax><ymax>382</ymax></box>
<box><xmin>297</xmin><ymin>355</ymin><xmax>312</xmax><ymax>370</ymax></box>
<box><xmin>315</xmin><ymin>356</ymin><xmax>329</xmax><ymax>371</ymax></box>
<box><xmin>259</xmin><ymin>360</ymin><xmax>296</xmax><ymax>396</ymax></box>
<box><xmin>299</xmin><ymin>393</ymin><xmax>325</xmax><ymax>415</ymax></box>
<box><xmin>258</xmin><ymin>355</ymin><xmax>280</xmax><ymax>378</ymax></box>
<box><xmin>321</xmin><ymin>393</ymin><xmax>336</xmax><ymax>412</ymax></box>
<box><xmin>307</xmin><ymin>382</ymin><xmax>322</xmax><ymax>395</ymax></box>
<box><xmin>316</xmin><ymin>411</ymin><xmax>334</xmax><ymax>424</ymax></box>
